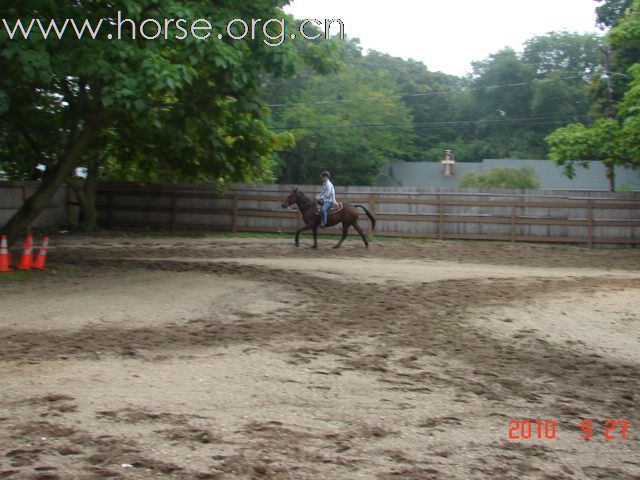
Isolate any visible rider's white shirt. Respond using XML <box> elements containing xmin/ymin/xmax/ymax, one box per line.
<box><xmin>319</xmin><ymin>180</ymin><xmax>335</xmax><ymax>203</ymax></box>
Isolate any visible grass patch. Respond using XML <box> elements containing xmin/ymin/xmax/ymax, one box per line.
<box><xmin>0</xmin><ymin>270</ymin><xmax>32</xmax><ymax>282</ymax></box>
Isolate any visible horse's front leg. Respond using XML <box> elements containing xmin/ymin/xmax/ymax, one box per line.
<box><xmin>311</xmin><ymin>226</ymin><xmax>318</xmax><ymax>248</ymax></box>
<box><xmin>294</xmin><ymin>224</ymin><xmax>313</xmax><ymax>247</ymax></box>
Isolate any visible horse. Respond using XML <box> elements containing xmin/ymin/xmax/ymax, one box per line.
<box><xmin>281</xmin><ymin>188</ymin><xmax>376</xmax><ymax>248</ymax></box>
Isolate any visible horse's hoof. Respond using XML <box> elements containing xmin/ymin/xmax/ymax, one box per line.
<box><xmin>332</xmin><ymin>245</ymin><xmax>340</xmax><ymax>249</ymax></box>
<box><xmin>311</xmin><ymin>245</ymin><xmax>318</xmax><ymax>249</ymax></box>
<box><xmin>294</xmin><ymin>243</ymin><xmax>299</xmax><ymax>247</ymax></box>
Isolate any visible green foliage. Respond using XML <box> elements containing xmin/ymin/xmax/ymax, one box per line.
<box><xmin>596</xmin><ymin>0</ymin><xmax>635</xmax><ymax>28</ymax></box>
<box><xmin>458</xmin><ymin>166</ymin><xmax>541</xmax><ymax>189</ymax></box>
<box><xmin>359</xmin><ymin>52</ymin><xmax>463</xmax><ymax>161</ymax></box>
<box><xmin>1</xmin><ymin>2</ymin><xmax>627</xmax><ymax>194</ymax></box>
<box><xmin>546</xmin><ymin>0</ymin><xmax>640</xmax><ymax>185</ymax></box>
<box><xmin>522</xmin><ymin>32</ymin><xmax>603</xmax><ymax>78</ymax></box>
<box><xmin>0</xmin><ymin>0</ymin><xmax>342</xmax><ymax>185</ymax></box>
<box><xmin>461</xmin><ymin>39</ymin><xmax>600</xmax><ymax>161</ymax></box>
<box><xmin>599</xmin><ymin>0</ymin><xmax>640</xmax><ymax>100</ymax></box>
<box><xmin>546</xmin><ymin>118</ymin><xmax>623</xmax><ymax>177</ymax></box>
<box><xmin>264</xmin><ymin>29</ymin><xmax>607</xmax><ymax>185</ymax></box>
<box><xmin>609</xmin><ymin>0</ymin><xmax>640</xmax><ymax>47</ymax></box>
<box><xmin>267</xmin><ymin>43</ymin><xmax>416</xmax><ymax>185</ymax></box>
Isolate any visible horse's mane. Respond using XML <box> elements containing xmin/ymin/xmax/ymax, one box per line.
<box><xmin>296</xmin><ymin>189</ymin><xmax>313</xmax><ymax>206</ymax></box>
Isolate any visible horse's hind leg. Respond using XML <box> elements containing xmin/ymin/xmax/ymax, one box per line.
<box><xmin>333</xmin><ymin>223</ymin><xmax>349</xmax><ymax>249</ymax></box>
<box><xmin>353</xmin><ymin>221</ymin><xmax>369</xmax><ymax>248</ymax></box>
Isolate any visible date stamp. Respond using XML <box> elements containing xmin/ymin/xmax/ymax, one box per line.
<box><xmin>508</xmin><ymin>419</ymin><xmax>631</xmax><ymax>440</ymax></box>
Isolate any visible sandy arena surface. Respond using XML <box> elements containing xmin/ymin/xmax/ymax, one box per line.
<box><xmin>1</xmin><ymin>234</ymin><xmax>640</xmax><ymax>479</ymax></box>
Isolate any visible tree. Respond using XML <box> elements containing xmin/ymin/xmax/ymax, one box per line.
<box><xmin>596</xmin><ymin>0</ymin><xmax>635</xmax><ymax>27</ymax></box>
<box><xmin>359</xmin><ymin>51</ymin><xmax>463</xmax><ymax>161</ymax></box>
<box><xmin>610</xmin><ymin>0</ymin><xmax>640</xmax><ymax>165</ymax></box>
<box><xmin>458</xmin><ymin>166</ymin><xmax>541</xmax><ymax>189</ymax></box>
<box><xmin>546</xmin><ymin>0</ymin><xmax>640</xmax><ymax>190</ymax></box>
<box><xmin>266</xmin><ymin>44</ymin><xmax>415</xmax><ymax>185</ymax></box>
<box><xmin>274</xmin><ymin>70</ymin><xmax>415</xmax><ymax>185</ymax></box>
<box><xmin>595</xmin><ymin>0</ymin><xmax>640</xmax><ymax>103</ymax></box>
<box><xmin>522</xmin><ymin>32</ymin><xmax>603</xmax><ymax>79</ymax></box>
<box><xmin>0</xmin><ymin>1</ymin><xmax>340</xmax><ymax>239</ymax></box>
<box><xmin>546</xmin><ymin>118</ymin><xmax>624</xmax><ymax>188</ymax></box>
<box><xmin>465</xmin><ymin>49</ymin><xmax>542</xmax><ymax>159</ymax></box>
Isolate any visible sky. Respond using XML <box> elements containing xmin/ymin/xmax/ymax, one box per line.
<box><xmin>284</xmin><ymin>0</ymin><xmax>603</xmax><ymax>77</ymax></box>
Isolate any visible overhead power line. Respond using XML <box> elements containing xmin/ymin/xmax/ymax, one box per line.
<box><xmin>266</xmin><ymin>73</ymin><xmax>629</xmax><ymax>109</ymax></box>
<box><xmin>268</xmin><ymin>113</ymin><xmax>604</xmax><ymax>131</ymax></box>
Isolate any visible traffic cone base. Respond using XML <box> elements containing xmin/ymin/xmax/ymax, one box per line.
<box><xmin>0</xmin><ymin>234</ymin><xmax>14</xmax><ymax>274</ymax></box>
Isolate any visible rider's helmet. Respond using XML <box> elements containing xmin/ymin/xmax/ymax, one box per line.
<box><xmin>320</xmin><ymin>171</ymin><xmax>330</xmax><ymax>179</ymax></box>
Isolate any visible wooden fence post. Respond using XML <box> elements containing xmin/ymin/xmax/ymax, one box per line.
<box><xmin>232</xmin><ymin>193</ymin><xmax>239</xmax><ymax>232</ymax></box>
<box><xmin>587</xmin><ymin>200</ymin><xmax>594</xmax><ymax>248</ymax></box>
<box><xmin>368</xmin><ymin>192</ymin><xmax>377</xmax><ymax>236</ymax></box>
<box><xmin>169</xmin><ymin>193</ymin><xmax>177</xmax><ymax>231</ymax></box>
<box><xmin>437</xmin><ymin>196</ymin><xmax>444</xmax><ymax>240</ymax></box>
<box><xmin>65</xmin><ymin>185</ymin><xmax>72</xmax><ymax>224</ymax></box>
<box><xmin>106</xmin><ymin>193</ymin><xmax>113</xmax><ymax>229</ymax></box>
<box><xmin>510</xmin><ymin>203</ymin><xmax>517</xmax><ymax>242</ymax></box>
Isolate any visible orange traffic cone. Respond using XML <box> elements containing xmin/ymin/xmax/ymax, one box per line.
<box><xmin>33</xmin><ymin>236</ymin><xmax>49</xmax><ymax>271</ymax></box>
<box><xmin>0</xmin><ymin>234</ymin><xmax>14</xmax><ymax>273</ymax></box>
<box><xmin>16</xmin><ymin>232</ymin><xmax>34</xmax><ymax>270</ymax></box>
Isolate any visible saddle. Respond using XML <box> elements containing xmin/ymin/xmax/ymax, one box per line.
<box><xmin>314</xmin><ymin>201</ymin><xmax>344</xmax><ymax>215</ymax></box>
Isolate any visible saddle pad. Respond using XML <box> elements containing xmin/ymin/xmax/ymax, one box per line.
<box><xmin>314</xmin><ymin>202</ymin><xmax>343</xmax><ymax>215</ymax></box>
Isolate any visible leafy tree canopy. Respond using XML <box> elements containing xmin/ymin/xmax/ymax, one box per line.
<box><xmin>266</xmin><ymin>41</ymin><xmax>416</xmax><ymax>185</ymax></box>
<box><xmin>546</xmin><ymin>0</ymin><xmax>640</xmax><ymax>190</ymax></box>
<box><xmin>0</xmin><ymin>0</ymin><xmax>343</xmax><ymax>239</ymax></box>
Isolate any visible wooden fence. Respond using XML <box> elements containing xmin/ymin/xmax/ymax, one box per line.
<box><xmin>0</xmin><ymin>182</ymin><xmax>76</xmax><ymax>228</ymax></box>
<box><xmin>1</xmin><ymin>181</ymin><xmax>638</xmax><ymax>245</ymax></box>
<box><xmin>94</xmin><ymin>183</ymin><xmax>640</xmax><ymax>246</ymax></box>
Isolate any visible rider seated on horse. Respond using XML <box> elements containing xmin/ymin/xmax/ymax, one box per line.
<box><xmin>316</xmin><ymin>171</ymin><xmax>335</xmax><ymax>227</ymax></box>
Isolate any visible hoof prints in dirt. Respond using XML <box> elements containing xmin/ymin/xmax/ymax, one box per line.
<box><xmin>4</xmin><ymin>259</ymin><xmax>640</xmax><ymax>425</ymax></box>
<box><xmin>3</xmin><ymin>419</ymin><xmax>218</xmax><ymax>479</ymax></box>
<box><xmin>1</xmin><ymin>396</ymin><xmax>231</xmax><ymax>479</ymax></box>
<box><xmin>4</xmin><ymin>249</ymin><xmax>640</xmax><ymax>479</ymax></box>
<box><xmin>96</xmin><ymin>408</ymin><xmax>194</xmax><ymax>426</ymax></box>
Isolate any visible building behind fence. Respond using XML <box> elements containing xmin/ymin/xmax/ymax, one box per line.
<box><xmin>1</xmin><ymin>181</ymin><xmax>639</xmax><ymax>246</ymax></box>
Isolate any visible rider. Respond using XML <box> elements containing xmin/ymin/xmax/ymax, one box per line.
<box><xmin>316</xmin><ymin>171</ymin><xmax>335</xmax><ymax>227</ymax></box>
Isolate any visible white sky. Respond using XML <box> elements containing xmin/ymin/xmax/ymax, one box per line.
<box><xmin>284</xmin><ymin>0</ymin><xmax>602</xmax><ymax>76</ymax></box>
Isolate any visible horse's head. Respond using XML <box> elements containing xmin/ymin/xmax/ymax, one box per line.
<box><xmin>282</xmin><ymin>188</ymin><xmax>299</xmax><ymax>208</ymax></box>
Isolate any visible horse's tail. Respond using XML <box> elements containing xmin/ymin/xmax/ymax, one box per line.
<box><xmin>355</xmin><ymin>205</ymin><xmax>376</xmax><ymax>232</ymax></box>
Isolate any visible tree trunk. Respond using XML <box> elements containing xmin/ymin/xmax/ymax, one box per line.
<box><xmin>68</xmin><ymin>156</ymin><xmax>100</xmax><ymax>232</ymax></box>
<box><xmin>83</xmin><ymin>157</ymin><xmax>100</xmax><ymax>232</ymax></box>
<box><xmin>1</xmin><ymin>125</ymin><xmax>99</xmax><ymax>245</ymax></box>
<box><xmin>606</xmin><ymin>162</ymin><xmax>616</xmax><ymax>192</ymax></box>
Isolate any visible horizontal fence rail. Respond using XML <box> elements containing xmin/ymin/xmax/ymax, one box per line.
<box><xmin>92</xmin><ymin>183</ymin><xmax>640</xmax><ymax>246</ymax></box>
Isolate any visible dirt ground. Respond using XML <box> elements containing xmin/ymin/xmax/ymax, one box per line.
<box><xmin>1</xmin><ymin>233</ymin><xmax>640</xmax><ymax>480</ymax></box>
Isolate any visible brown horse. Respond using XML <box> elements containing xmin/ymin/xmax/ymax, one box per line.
<box><xmin>282</xmin><ymin>188</ymin><xmax>376</xmax><ymax>248</ymax></box>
